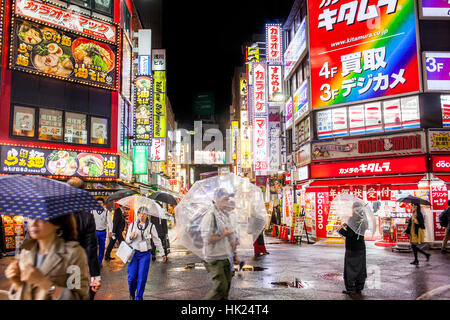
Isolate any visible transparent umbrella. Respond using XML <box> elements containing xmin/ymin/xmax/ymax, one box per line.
<box><xmin>117</xmin><ymin>196</ymin><xmax>167</xmax><ymax>219</ymax></box>
<box><xmin>175</xmin><ymin>173</ymin><xmax>267</xmax><ymax>261</ymax></box>
<box><xmin>331</xmin><ymin>193</ymin><xmax>376</xmax><ymax>237</ymax></box>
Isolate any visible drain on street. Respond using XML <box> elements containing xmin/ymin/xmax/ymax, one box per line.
<box><xmin>271</xmin><ymin>278</ymin><xmax>306</xmax><ymax>288</ymax></box>
<box><xmin>176</xmin><ymin>263</ymin><xmax>267</xmax><ymax>272</ymax></box>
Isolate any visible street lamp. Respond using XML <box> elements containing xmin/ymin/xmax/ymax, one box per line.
<box><xmin>273</xmin><ymin>92</ymin><xmax>286</xmax><ymax>102</ymax></box>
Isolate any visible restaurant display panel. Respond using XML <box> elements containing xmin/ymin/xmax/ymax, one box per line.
<box><xmin>10</xmin><ymin>11</ymin><xmax>118</xmax><ymax>90</ymax></box>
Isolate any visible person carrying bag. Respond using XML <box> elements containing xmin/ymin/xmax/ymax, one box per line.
<box><xmin>125</xmin><ymin>207</ymin><xmax>166</xmax><ymax>300</ymax></box>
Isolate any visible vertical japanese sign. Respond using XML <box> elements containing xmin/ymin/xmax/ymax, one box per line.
<box><xmin>152</xmin><ymin>71</ymin><xmax>166</xmax><ymax>161</ymax></box>
<box><xmin>269</xmin><ymin>110</ymin><xmax>281</xmax><ymax>172</ymax></box>
<box><xmin>133</xmin><ymin>146</ymin><xmax>148</xmax><ymax>174</ymax></box>
<box><xmin>268</xmin><ymin>65</ymin><xmax>283</xmax><ymax>102</ymax></box>
<box><xmin>430</xmin><ymin>184</ymin><xmax>448</xmax><ymax>241</ymax></box>
<box><xmin>253</xmin><ymin>117</ymin><xmax>269</xmax><ymax>172</ymax></box>
<box><xmin>266</xmin><ymin>24</ymin><xmax>282</xmax><ymax>63</ymax></box>
<box><xmin>240</xmin><ymin>78</ymin><xmax>248</xmax><ymax>110</ymax></box>
<box><xmin>240</xmin><ymin>111</ymin><xmax>252</xmax><ymax>169</ymax></box>
<box><xmin>134</xmin><ymin>75</ymin><xmax>153</xmax><ymax>145</ymax></box>
<box><xmin>252</xmin><ymin>62</ymin><xmax>267</xmax><ymax>115</ymax></box>
<box><xmin>152</xmin><ymin>49</ymin><xmax>166</xmax><ymax>71</ymax></box>
<box><xmin>308</xmin><ymin>0</ymin><xmax>420</xmax><ymax>109</ymax></box>
<box><xmin>0</xmin><ymin>0</ymin><xmax>4</xmax><ymax>59</ymax></box>
<box><xmin>150</xmin><ymin>138</ymin><xmax>166</xmax><ymax>162</ymax></box>
<box><xmin>231</xmin><ymin>121</ymin><xmax>239</xmax><ymax>160</ymax></box>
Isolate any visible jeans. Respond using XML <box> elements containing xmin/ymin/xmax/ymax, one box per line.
<box><xmin>96</xmin><ymin>230</ymin><xmax>107</xmax><ymax>267</ymax></box>
<box><xmin>128</xmin><ymin>251</ymin><xmax>151</xmax><ymax>300</ymax></box>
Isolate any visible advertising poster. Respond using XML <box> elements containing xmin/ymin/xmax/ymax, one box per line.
<box><xmin>424</xmin><ymin>52</ymin><xmax>450</xmax><ymax>91</ymax></box>
<box><xmin>316</xmin><ymin>109</ymin><xmax>333</xmax><ymax>139</ymax></box>
<box><xmin>119</xmin><ymin>157</ymin><xmax>133</xmax><ymax>182</ymax></box>
<box><xmin>11</xmin><ymin>18</ymin><xmax>117</xmax><ymax>90</ymax></box>
<box><xmin>285</xmin><ymin>97</ymin><xmax>293</xmax><ymax>128</ymax></box>
<box><xmin>293</xmin><ymin>81</ymin><xmax>309</xmax><ymax>122</ymax></box>
<box><xmin>134</xmin><ymin>75</ymin><xmax>153</xmax><ymax>145</ymax></box>
<box><xmin>429</xmin><ymin>129</ymin><xmax>450</xmax><ymax>152</ymax></box>
<box><xmin>284</xmin><ymin>18</ymin><xmax>307</xmax><ymax>79</ymax></box>
<box><xmin>364</xmin><ymin>102</ymin><xmax>383</xmax><ymax>133</ymax></box>
<box><xmin>1</xmin><ymin>146</ymin><xmax>118</xmax><ymax>178</ymax></box>
<box><xmin>442</xmin><ymin>95</ymin><xmax>450</xmax><ymax>127</ymax></box>
<box><xmin>348</xmin><ymin>104</ymin><xmax>365</xmax><ymax>134</ymax></box>
<box><xmin>308</xmin><ymin>0</ymin><xmax>420</xmax><ymax>109</ymax></box>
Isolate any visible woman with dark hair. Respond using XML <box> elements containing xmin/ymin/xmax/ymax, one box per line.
<box><xmin>126</xmin><ymin>206</ymin><xmax>166</xmax><ymax>300</ymax></box>
<box><xmin>405</xmin><ymin>204</ymin><xmax>430</xmax><ymax>265</ymax></box>
<box><xmin>4</xmin><ymin>214</ymin><xmax>90</xmax><ymax>300</ymax></box>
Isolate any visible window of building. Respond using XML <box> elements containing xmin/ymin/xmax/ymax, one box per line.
<box><xmin>123</xmin><ymin>1</ymin><xmax>132</xmax><ymax>38</ymax></box>
<box><xmin>90</xmin><ymin>117</ymin><xmax>108</xmax><ymax>145</ymax></box>
<box><xmin>69</xmin><ymin>0</ymin><xmax>91</xmax><ymax>9</ymax></box>
<box><xmin>93</xmin><ymin>0</ymin><xmax>113</xmax><ymax>15</ymax></box>
<box><xmin>65</xmin><ymin>112</ymin><xmax>88</xmax><ymax>144</ymax></box>
<box><xmin>64</xmin><ymin>1</ymin><xmax>113</xmax><ymax>17</ymax></box>
<box><xmin>295</xmin><ymin>12</ymin><xmax>302</xmax><ymax>32</ymax></box>
<box><xmin>38</xmin><ymin>108</ymin><xmax>63</xmax><ymax>142</ymax></box>
<box><xmin>12</xmin><ymin>106</ymin><xmax>35</xmax><ymax>138</ymax></box>
<box><xmin>296</xmin><ymin>66</ymin><xmax>304</xmax><ymax>87</ymax></box>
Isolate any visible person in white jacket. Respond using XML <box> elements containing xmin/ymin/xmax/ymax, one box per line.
<box><xmin>126</xmin><ymin>206</ymin><xmax>167</xmax><ymax>300</ymax></box>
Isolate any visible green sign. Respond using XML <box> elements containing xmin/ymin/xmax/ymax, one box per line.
<box><xmin>133</xmin><ymin>146</ymin><xmax>148</xmax><ymax>175</ymax></box>
<box><xmin>137</xmin><ymin>174</ymin><xmax>149</xmax><ymax>184</ymax></box>
<box><xmin>192</xmin><ymin>92</ymin><xmax>215</xmax><ymax>116</ymax></box>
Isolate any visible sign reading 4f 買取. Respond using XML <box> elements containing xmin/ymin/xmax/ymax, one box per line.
<box><xmin>307</xmin><ymin>0</ymin><xmax>421</xmax><ymax>109</ymax></box>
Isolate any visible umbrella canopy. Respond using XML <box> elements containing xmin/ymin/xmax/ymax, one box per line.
<box><xmin>149</xmin><ymin>191</ymin><xmax>178</xmax><ymax>205</ymax></box>
<box><xmin>331</xmin><ymin>193</ymin><xmax>376</xmax><ymax>237</ymax></box>
<box><xmin>116</xmin><ymin>196</ymin><xmax>167</xmax><ymax>219</ymax></box>
<box><xmin>175</xmin><ymin>173</ymin><xmax>267</xmax><ymax>261</ymax></box>
<box><xmin>106</xmin><ymin>189</ymin><xmax>139</xmax><ymax>203</ymax></box>
<box><xmin>0</xmin><ymin>175</ymin><xmax>102</xmax><ymax>221</ymax></box>
<box><xmin>396</xmin><ymin>195</ymin><xmax>431</xmax><ymax>206</ymax></box>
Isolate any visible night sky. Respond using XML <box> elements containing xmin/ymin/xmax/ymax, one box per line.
<box><xmin>135</xmin><ymin>0</ymin><xmax>294</xmax><ymax>122</ymax></box>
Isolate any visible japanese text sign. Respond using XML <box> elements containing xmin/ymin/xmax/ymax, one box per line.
<box><xmin>430</xmin><ymin>184</ymin><xmax>448</xmax><ymax>211</ymax></box>
<box><xmin>268</xmin><ymin>65</ymin><xmax>283</xmax><ymax>102</ymax></box>
<box><xmin>1</xmin><ymin>146</ymin><xmax>118</xmax><ymax>178</ymax></box>
<box><xmin>150</xmin><ymin>138</ymin><xmax>166</xmax><ymax>162</ymax></box>
<box><xmin>252</xmin><ymin>63</ymin><xmax>267</xmax><ymax>115</ymax></box>
<box><xmin>307</xmin><ymin>0</ymin><xmax>420</xmax><ymax>109</ymax></box>
<box><xmin>134</xmin><ymin>75</ymin><xmax>153</xmax><ymax>145</ymax></box>
<box><xmin>266</xmin><ymin>24</ymin><xmax>282</xmax><ymax>62</ymax></box>
<box><xmin>310</xmin><ymin>155</ymin><xmax>427</xmax><ymax>178</ymax></box>
<box><xmin>15</xmin><ymin>0</ymin><xmax>116</xmax><ymax>43</ymax></box>
<box><xmin>424</xmin><ymin>52</ymin><xmax>450</xmax><ymax>92</ymax></box>
<box><xmin>11</xmin><ymin>18</ymin><xmax>117</xmax><ymax>90</ymax></box>
<box><xmin>133</xmin><ymin>146</ymin><xmax>148</xmax><ymax>175</ymax></box>
<box><xmin>253</xmin><ymin>116</ymin><xmax>269</xmax><ymax>172</ymax></box>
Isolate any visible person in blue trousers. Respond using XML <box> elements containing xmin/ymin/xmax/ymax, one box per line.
<box><xmin>126</xmin><ymin>206</ymin><xmax>167</xmax><ymax>300</ymax></box>
<box><xmin>92</xmin><ymin>198</ymin><xmax>113</xmax><ymax>269</ymax></box>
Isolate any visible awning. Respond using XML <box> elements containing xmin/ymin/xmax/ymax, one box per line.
<box><xmin>434</xmin><ymin>175</ymin><xmax>450</xmax><ymax>183</ymax></box>
<box><xmin>308</xmin><ymin>175</ymin><xmax>425</xmax><ymax>187</ymax></box>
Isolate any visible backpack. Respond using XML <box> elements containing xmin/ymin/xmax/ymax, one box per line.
<box><xmin>439</xmin><ymin>208</ymin><xmax>449</xmax><ymax>228</ymax></box>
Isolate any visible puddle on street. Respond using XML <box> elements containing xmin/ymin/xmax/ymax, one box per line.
<box><xmin>270</xmin><ymin>278</ymin><xmax>310</xmax><ymax>289</ymax></box>
<box><xmin>172</xmin><ymin>263</ymin><xmax>268</xmax><ymax>272</ymax></box>
<box><xmin>317</xmin><ymin>273</ymin><xmax>342</xmax><ymax>281</ymax></box>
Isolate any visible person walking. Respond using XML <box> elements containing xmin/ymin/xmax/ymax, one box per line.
<box><xmin>150</xmin><ymin>205</ymin><xmax>170</xmax><ymax>262</ymax></box>
<box><xmin>201</xmin><ymin>189</ymin><xmax>240</xmax><ymax>300</ymax></box>
<box><xmin>337</xmin><ymin>202</ymin><xmax>368</xmax><ymax>295</ymax></box>
<box><xmin>126</xmin><ymin>206</ymin><xmax>167</xmax><ymax>300</ymax></box>
<box><xmin>253</xmin><ymin>231</ymin><xmax>269</xmax><ymax>257</ymax></box>
<box><xmin>4</xmin><ymin>214</ymin><xmax>90</xmax><ymax>300</ymax></box>
<box><xmin>406</xmin><ymin>204</ymin><xmax>430</xmax><ymax>265</ymax></box>
<box><xmin>440</xmin><ymin>201</ymin><xmax>450</xmax><ymax>254</ymax></box>
<box><xmin>92</xmin><ymin>198</ymin><xmax>113</xmax><ymax>268</ymax></box>
<box><xmin>67</xmin><ymin>177</ymin><xmax>101</xmax><ymax>300</ymax></box>
<box><xmin>104</xmin><ymin>204</ymin><xmax>126</xmax><ymax>261</ymax></box>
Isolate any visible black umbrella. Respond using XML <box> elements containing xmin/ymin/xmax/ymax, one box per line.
<box><xmin>397</xmin><ymin>195</ymin><xmax>431</xmax><ymax>206</ymax></box>
<box><xmin>106</xmin><ymin>189</ymin><xmax>139</xmax><ymax>203</ymax></box>
<box><xmin>149</xmin><ymin>191</ymin><xmax>178</xmax><ymax>205</ymax></box>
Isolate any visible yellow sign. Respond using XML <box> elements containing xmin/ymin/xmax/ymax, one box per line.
<box><xmin>431</xmin><ymin>132</ymin><xmax>450</xmax><ymax>150</ymax></box>
<box><xmin>154</xmin><ymin>115</ymin><xmax>166</xmax><ymax>138</ymax></box>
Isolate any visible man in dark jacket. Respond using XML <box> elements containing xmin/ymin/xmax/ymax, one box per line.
<box><xmin>104</xmin><ymin>205</ymin><xmax>126</xmax><ymax>261</ymax></box>
<box><xmin>150</xmin><ymin>215</ymin><xmax>169</xmax><ymax>261</ymax></box>
<box><xmin>441</xmin><ymin>201</ymin><xmax>450</xmax><ymax>253</ymax></box>
<box><xmin>67</xmin><ymin>177</ymin><xmax>101</xmax><ymax>300</ymax></box>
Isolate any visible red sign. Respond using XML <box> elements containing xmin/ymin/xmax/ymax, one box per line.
<box><xmin>380</xmin><ymin>185</ymin><xmax>391</xmax><ymax>201</ymax></box>
<box><xmin>366</xmin><ymin>185</ymin><xmax>378</xmax><ymax>201</ymax></box>
<box><xmin>15</xmin><ymin>0</ymin><xmax>117</xmax><ymax>43</ymax></box>
<box><xmin>315</xmin><ymin>191</ymin><xmax>329</xmax><ymax>238</ymax></box>
<box><xmin>266</xmin><ymin>24</ymin><xmax>282</xmax><ymax>62</ymax></box>
<box><xmin>310</xmin><ymin>156</ymin><xmax>427</xmax><ymax>179</ymax></box>
<box><xmin>328</xmin><ymin>186</ymin><xmax>339</xmax><ymax>201</ymax></box>
<box><xmin>352</xmin><ymin>185</ymin><xmax>364</xmax><ymax>199</ymax></box>
<box><xmin>395</xmin><ymin>224</ymin><xmax>409</xmax><ymax>243</ymax></box>
<box><xmin>433</xmin><ymin>212</ymin><xmax>446</xmax><ymax>241</ymax></box>
<box><xmin>252</xmin><ymin>63</ymin><xmax>267</xmax><ymax>115</ymax></box>
<box><xmin>340</xmin><ymin>186</ymin><xmax>351</xmax><ymax>195</ymax></box>
<box><xmin>430</xmin><ymin>184</ymin><xmax>448</xmax><ymax>211</ymax></box>
<box><xmin>285</xmin><ymin>172</ymin><xmax>291</xmax><ymax>185</ymax></box>
<box><xmin>431</xmin><ymin>155</ymin><xmax>450</xmax><ymax>172</ymax></box>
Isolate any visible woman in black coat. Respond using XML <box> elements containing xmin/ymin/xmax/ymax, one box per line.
<box><xmin>337</xmin><ymin>202</ymin><xmax>368</xmax><ymax>295</ymax></box>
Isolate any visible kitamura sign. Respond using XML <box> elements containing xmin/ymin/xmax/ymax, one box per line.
<box><xmin>311</xmin><ymin>155</ymin><xmax>427</xmax><ymax>178</ymax></box>
<box><xmin>307</xmin><ymin>0</ymin><xmax>420</xmax><ymax>109</ymax></box>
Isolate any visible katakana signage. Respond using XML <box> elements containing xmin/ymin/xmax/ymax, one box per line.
<box><xmin>133</xmin><ymin>75</ymin><xmax>153</xmax><ymax>145</ymax></box>
<box><xmin>252</xmin><ymin>62</ymin><xmax>267</xmax><ymax>115</ymax></box>
<box><xmin>307</xmin><ymin>0</ymin><xmax>420</xmax><ymax>109</ymax></box>
<box><xmin>266</xmin><ymin>24</ymin><xmax>282</xmax><ymax>63</ymax></box>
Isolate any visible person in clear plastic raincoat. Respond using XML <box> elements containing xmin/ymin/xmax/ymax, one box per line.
<box><xmin>200</xmin><ymin>188</ymin><xmax>240</xmax><ymax>300</ymax></box>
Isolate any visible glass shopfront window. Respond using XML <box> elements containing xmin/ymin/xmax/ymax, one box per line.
<box><xmin>94</xmin><ymin>0</ymin><xmax>113</xmax><ymax>15</ymax></box>
<box><xmin>13</xmin><ymin>106</ymin><xmax>35</xmax><ymax>138</ymax></box>
<box><xmin>39</xmin><ymin>108</ymin><xmax>63</xmax><ymax>141</ymax></box>
<box><xmin>90</xmin><ymin>117</ymin><xmax>108</xmax><ymax>145</ymax></box>
<box><xmin>65</xmin><ymin>112</ymin><xmax>87</xmax><ymax>144</ymax></box>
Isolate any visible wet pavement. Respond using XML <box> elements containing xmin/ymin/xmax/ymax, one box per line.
<box><xmin>1</xmin><ymin>231</ymin><xmax>449</xmax><ymax>300</ymax></box>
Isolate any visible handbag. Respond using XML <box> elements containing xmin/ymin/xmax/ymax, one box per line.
<box><xmin>116</xmin><ymin>222</ymin><xmax>135</xmax><ymax>264</ymax></box>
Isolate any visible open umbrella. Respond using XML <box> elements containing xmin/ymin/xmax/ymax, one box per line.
<box><xmin>106</xmin><ymin>189</ymin><xmax>139</xmax><ymax>203</ymax></box>
<box><xmin>117</xmin><ymin>196</ymin><xmax>167</xmax><ymax>219</ymax></box>
<box><xmin>0</xmin><ymin>175</ymin><xmax>102</xmax><ymax>221</ymax></box>
<box><xmin>397</xmin><ymin>195</ymin><xmax>431</xmax><ymax>206</ymax></box>
<box><xmin>149</xmin><ymin>191</ymin><xmax>178</xmax><ymax>205</ymax></box>
<box><xmin>331</xmin><ymin>193</ymin><xmax>376</xmax><ymax>237</ymax></box>
<box><xmin>174</xmin><ymin>173</ymin><xmax>267</xmax><ymax>261</ymax></box>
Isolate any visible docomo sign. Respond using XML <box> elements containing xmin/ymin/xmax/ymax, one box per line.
<box><xmin>307</xmin><ymin>0</ymin><xmax>420</xmax><ymax>109</ymax></box>
<box><xmin>432</xmin><ymin>155</ymin><xmax>450</xmax><ymax>172</ymax></box>
<box><xmin>315</xmin><ymin>191</ymin><xmax>328</xmax><ymax>238</ymax></box>
<box><xmin>311</xmin><ymin>156</ymin><xmax>427</xmax><ymax>178</ymax></box>
<box><xmin>15</xmin><ymin>0</ymin><xmax>117</xmax><ymax>43</ymax></box>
